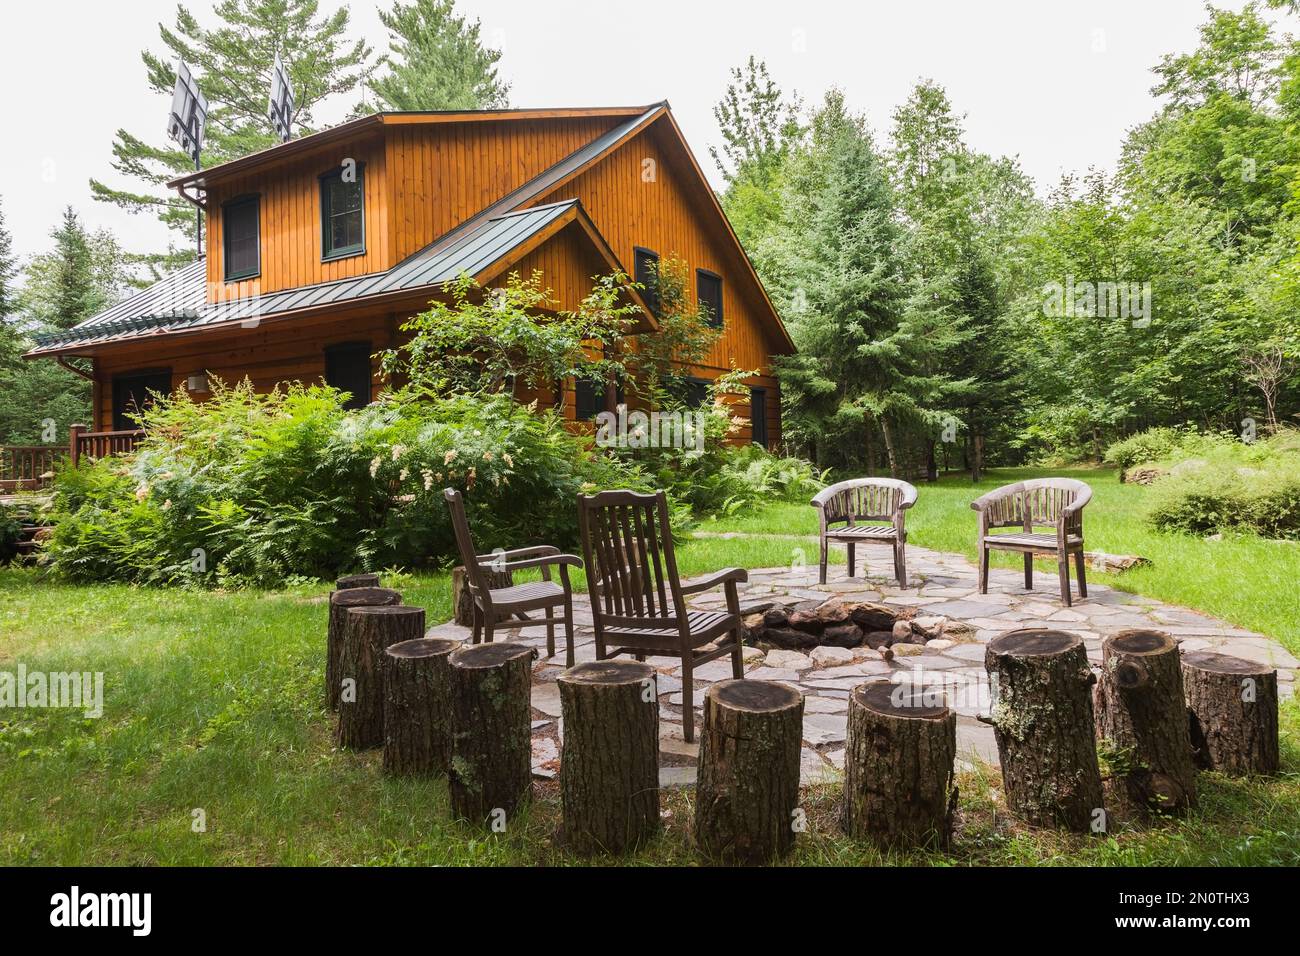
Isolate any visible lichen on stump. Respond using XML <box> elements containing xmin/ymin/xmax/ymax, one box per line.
<box><xmin>327</xmin><ymin>587</ymin><xmax>400</xmax><ymax>711</ymax></box>
<box><xmin>447</xmin><ymin>642</ymin><xmax>536</xmax><ymax>827</ymax></box>
<box><xmin>694</xmin><ymin>679</ymin><xmax>803</xmax><ymax>864</ymax></box>
<box><xmin>984</xmin><ymin>629</ymin><xmax>1105</xmax><ymax>832</ymax></box>
<box><xmin>382</xmin><ymin>638</ymin><xmax>461</xmax><ymax>777</ymax></box>
<box><xmin>1094</xmin><ymin>629</ymin><xmax>1197</xmax><ymax>815</ymax></box>
<box><xmin>843</xmin><ymin>681</ymin><xmax>957</xmax><ymax>849</ymax></box>
<box><xmin>558</xmin><ymin>660</ymin><xmax>660</xmax><ymax>855</ymax></box>
<box><xmin>1181</xmin><ymin>651</ymin><xmax>1279</xmax><ymax>777</ymax></box>
<box><xmin>338</xmin><ymin>605</ymin><xmax>426</xmax><ymax>750</ymax></box>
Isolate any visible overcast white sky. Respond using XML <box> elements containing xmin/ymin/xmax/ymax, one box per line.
<box><xmin>0</xmin><ymin>0</ymin><xmax>1274</xmax><ymax>261</ymax></box>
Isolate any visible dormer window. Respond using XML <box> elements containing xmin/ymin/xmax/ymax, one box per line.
<box><xmin>222</xmin><ymin>195</ymin><xmax>260</xmax><ymax>281</ymax></box>
<box><xmin>321</xmin><ymin>165</ymin><xmax>365</xmax><ymax>260</ymax></box>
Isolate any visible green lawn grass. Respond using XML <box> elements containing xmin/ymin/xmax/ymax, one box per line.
<box><xmin>1</xmin><ymin>465</ymin><xmax>1298</xmax><ymax>866</ymax></box>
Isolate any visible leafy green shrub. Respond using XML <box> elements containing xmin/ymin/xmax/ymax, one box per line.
<box><xmin>1103</xmin><ymin>427</ymin><xmax>1186</xmax><ymax>471</ymax></box>
<box><xmin>45</xmin><ymin>381</ymin><xmax>654</xmax><ymax>588</ymax></box>
<box><xmin>0</xmin><ymin>503</ymin><xmax>22</xmax><ymax>564</ymax></box>
<box><xmin>1141</xmin><ymin>428</ymin><xmax>1300</xmax><ymax>539</ymax></box>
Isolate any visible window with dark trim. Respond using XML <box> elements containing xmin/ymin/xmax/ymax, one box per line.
<box><xmin>750</xmin><ymin>386</ymin><xmax>769</xmax><ymax>448</ymax></box>
<box><xmin>222</xmin><ymin>196</ymin><xmax>260</xmax><ymax>281</ymax></box>
<box><xmin>320</xmin><ymin>165</ymin><xmax>365</xmax><ymax>260</ymax></box>
<box><xmin>324</xmin><ymin>341</ymin><xmax>372</xmax><ymax>410</ymax></box>
<box><xmin>633</xmin><ymin>247</ymin><xmax>660</xmax><ymax>317</ymax></box>
<box><xmin>574</xmin><ymin>378</ymin><xmax>601</xmax><ymax>420</ymax></box>
<box><xmin>112</xmin><ymin>369</ymin><xmax>172</xmax><ymax>431</ymax></box>
<box><xmin>670</xmin><ymin>375</ymin><xmax>709</xmax><ymax>408</ymax></box>
<box><xmin>697</xmin><ymin>269</ymin><xmax>723</xmax><ymax>328</ymax></box>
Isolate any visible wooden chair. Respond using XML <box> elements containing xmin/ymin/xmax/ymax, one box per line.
<box><xmin>811</xmin><ymin>477</ymin><xmax>917</xmax><ymax>587</ymax></box>
<box><xmin>444</xmin><ymin>488</ymin><xmax>583</xmax><ymax>666</ymax></box>
<box><xmin>577</xmin><ymin>489</ymin><xmax>747</xmax><ymax>742</ymax></box>
<box><xmin>970</xmin><ymin>478</ymin><xmax>1092</xmax><ymax>606</ymax></box>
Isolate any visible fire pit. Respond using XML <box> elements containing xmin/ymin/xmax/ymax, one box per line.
<box><xmin>740</xmin><ymin>597</ymin><xmax>978</xmax><ymax>658</ymax></box>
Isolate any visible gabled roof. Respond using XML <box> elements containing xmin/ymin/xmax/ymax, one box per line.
<box><xmin>30</xmin><ymin>101</ymin><xmax>792</xmax><ymax>357</ymax></box>
<box><xmin>29</xmin><ymin>200</ymin><xmax>650</xmax><ymax>353</ymax></box>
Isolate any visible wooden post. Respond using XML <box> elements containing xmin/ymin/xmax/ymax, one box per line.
<box><xmin>382</xmin><ymin>638</ymin><xmax>461</xmax><ymax>777</ymax></box>
<box><xmin>1181</xmin><ymin>651</ymin><xmax>1279</xmax><ymax>776</ymax></box>
<box><xmin>1094</xmin><ymin>629</ymin><xmax>1197</xmax><ymax>815</ymax></box>
<box><xmin>843</xmin><ymin>681</ymin><xmax>957</xmax><ymax>849</ymax></box>
<box><xmin>448</xmin><ymin>642</ymin><xmax>536</xmax><ymax>826</ymax></box>
<box><xmin>327</xmin><ymin>587</ymin><xmax>401</xmax><ymax>711</ymax></box>
<box><xmin>336</xmin><ymin>573</ymin><xmax>380</xmax><ymax>590</ymax></box>
<box><xmin>694</xmin><ymin>679</ymin><xmax>803</xmax><ymax>864</ymax></box>
<box><xmin>68</xmin><ymin>424</ymin><xmax>84</xmax><ymax>468</ymax></box>
<box><xmin>984</xmin><ymin>629</ymin><xmax>1105</xmax><ymax>832</ymax></box>
<box><xmin>338</xmin><ymin>605</ymin><xmax>425</xmax><ymax>750</ymax></box>
<box><xmin>558</xmin><ymin>660</ymin><xmax>660</xmax><ymax>855</ymax></box>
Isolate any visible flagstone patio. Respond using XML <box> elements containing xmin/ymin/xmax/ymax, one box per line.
<box><xmin>426</xmin><ymin>545</ymin><xmax>1297</xmax><ymax>788</ymax></box>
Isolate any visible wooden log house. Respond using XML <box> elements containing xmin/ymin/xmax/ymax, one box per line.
<box><xmin>24</xmin><ymin>104</ymin><xmax>793</xmax><ymax>446</ymax></box>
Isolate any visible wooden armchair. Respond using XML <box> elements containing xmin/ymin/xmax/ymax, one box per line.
<box><xmin>811</xmin><ymin>477</ymin><xmax>918</xmax><ymax>587</ymax></box>
<box><xmin>970</xmin><ymin>478</ymin><xmax>1092</xmax><ymax>606</ymax></box>
<box><xmin>444</xmin><ymin>488</ymin><xmax>583</xmax><ymax>666</ymax></box>
<box><xmin>577</xmin><ymin>489</ymin><xmax>747</xmax><ymax>742</ymax></box>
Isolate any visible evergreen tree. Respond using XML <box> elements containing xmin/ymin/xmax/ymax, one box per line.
<box><xmin>91</xmin><ymin>0</ymin><xmax>374</xmax><ymax>257</ymax></box>
<box><xmin>369</xmin><ymin>0</ymin><xmax>509</xmax><ymax>111</ymax></box>
<box><xmin>0</xmin><ymin>197</ymin><xmax>16</xmax><ymax>324</ymax></box>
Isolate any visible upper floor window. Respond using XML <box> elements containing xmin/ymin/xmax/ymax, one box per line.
<box><xmin>697</xmin><ymin>269</ymin><xmax>723</xmax><ymax>328</ymax></box>
<box><xmin>222</xmin><ymin>196</ymin><xmax>260</xmax><ymax>281</ymax></box>
<box><xmin>633</xmin><ymin>247</ymin><xmax>660</xmax><ymax>317</ymax></box>
<box><xmin>321</xmin><ymin>165</ymin><xmax>365</xmax><ymax>260</ymax></box>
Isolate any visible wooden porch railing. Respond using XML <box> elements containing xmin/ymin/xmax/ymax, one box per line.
<box><xmin>68</xmin><ymin>424</ymin><xmax>146</xmax><ymax>468</ymax></box>
<box><xmin>0</xmin><ymin>445</ymin><xmax>60</xmax><ymax>493</ymax></box>
<box><xmin>1</xmin><ymin>424</ymin><xmax>146</xmax><ymax>492</ymax></box>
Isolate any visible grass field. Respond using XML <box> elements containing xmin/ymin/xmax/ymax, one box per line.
<box><xmin>1</xmin><ymin>465</ymin><xmax>1297</xmax><ymax>866</ymax></box>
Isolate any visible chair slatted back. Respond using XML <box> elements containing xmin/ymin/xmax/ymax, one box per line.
<box><xmin>578</xmin><ymin>490</ymin><xmax>684</xmax><ymax>625</ymax></box>
<box><xmin>820</xmin><ymin>478</ymin><xmax>905</xmax><ymax>524</ymax></box>
<box><xmin>443</xmin><ymin>488</ymin><xmax>488</xmax><ymax>595</ymax></box>
<box><xmin>985</xmin><ymin>479</ymin><xmax>1087</xmax><ymax>533</ymax></box>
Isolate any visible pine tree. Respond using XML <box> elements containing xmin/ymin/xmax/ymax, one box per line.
<box><xmin>0</xmin><ymin>198</ymin><xmax>16</xmax><ymax>324</ymax></box>
<box><xmin>369</xmin><ymin>0</ymin><xmax>509</xmax><ymax>111</ymax></box>
<box><xmin>90</xmin><ymin>0</ymin><xmax>375</xmax><ymax>257</ymax></box>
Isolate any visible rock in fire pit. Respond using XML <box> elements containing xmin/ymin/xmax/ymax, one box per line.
<box><xmin>741</xmin><ymin>597</ymin><xmax>977</xmax><ymax>659</ymax></box>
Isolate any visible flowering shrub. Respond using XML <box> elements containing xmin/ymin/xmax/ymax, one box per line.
<box><xmin>45</xmin><ymin>381</ymin><xmax>653</xmax><ymax>587</ymax></box>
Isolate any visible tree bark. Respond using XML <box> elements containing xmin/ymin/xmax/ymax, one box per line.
<box><xmin>843</xmin><ymin>681</ymin><xmax>957</xmax><ymax>849</ymax></box>
<box><xmin>1181</xmin><ymin>651</ymin><xmax>1279</xmax><ymax>776</ymax></box>
<box><xmin>382</xmin><ymin>638</ymin><xmax>461</xmax><ymax>777</ymax></box>
<box><xmin>337</xmin><ymin>605</ymin><xmax>425</xmax><ymax>750</ymax></box>
<box><xmin>984</xmin><ymin>629</ymin><xmax>1105</xmax><ymax>832</ymax></box>
<box><xmin>1094</xmin><ymin>629</ymin><xmax>1197</xmax><ymax>815</ymax></box>
<box><xmin>558</xmin><ymin>660</ymin><xmax>660</xmax><ymax>855</ymax></box>
<box><xmin>694</xmin><ymin>679</ymin><xmax>803</xmax><ymax>864</ymax></box>
<box><xmin>879</xmin><ymin>417</ymin><xmax>900</xmax><ymax>478</ymax></box>
<box><xmin>452</xmin><ymin>565</ymin><xmax>515</xmax><ymax>626</ymax></box>
<box><xmin>924</xmin><ymin>439</ymin><xmax>938</xmax><ymax>482</ymax></box>
<box><xmin>335</xmin><ymin>573</ymin><xmax>380</xmax><ymax>590</ymax></box>
<box><xmin>448</xmin><ymin>642</ymin><xmax>536</xmax><ymax>827</ymax></box>
<box><xmin>327</xmin><ymin>587</ymin><xmax>401</xmax><ymax>711</ymax></box>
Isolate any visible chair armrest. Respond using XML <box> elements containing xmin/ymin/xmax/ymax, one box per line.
<box><xmin>1062</xmin><ymin>485</ymin><xmax>1093</xmax><ymax>517</ymax></box>
<box><xmin>475</xmin><ymin>544</ymin><xmax>559</xmax><ymax>563</ymax></box>
<box><xmin>970</xmin><ymin>486</ymin><xmax>1016</xmax><ymax>512</ymax></box>
<box><xmin>480</xmin><ymin>553</ymin><xmax>583</xmax><ymax>573</ymax></box>
<box><xmin>679</xmin><ymin>567</ymin><xmax>749</xmax><ymax>595</ymax></box>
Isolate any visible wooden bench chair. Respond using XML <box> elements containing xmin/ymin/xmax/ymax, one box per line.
<box><xmin>970</xmin><ymin>478</ymin><xmax>1092</xmax><ymax>606</ymax></box>
<box><xmin>811</xmin><ymin>477</ymin><xmax>917</xmax><ymax>587</ymax></box>
<box><xmin>444</xmin><ymin>488</ymin><xmax>583</xmax><ymax>666</ymax></box>
<box><xmin>577</xmin><ymin>489</ymin><xmax>747</xmax><ymax>742</ymax></box>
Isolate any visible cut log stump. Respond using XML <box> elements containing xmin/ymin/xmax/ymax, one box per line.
<box><xmin>558</xmin><ymin>660</ymin><xmax>660</xmax><ymax>855</ymax></box>
<box><xmin>843</xmin><ymin>681</ymin><xmax>957</xmax><ymax>849</ymax></box>
<box><xmin>451</xmin><ymin>564</ymin><xmax>515</xmax><ymax>627</ymax></box>
<box><xmin>327</xmin><ymin>587</ymin><xmax>401</xmax><ymax>711</ymax></box>
<box><xmin>338</xmin><ymin>605</ymin><xmax>426</xmax><ymax>750</ymax></box>
<box><xmin>985</xmin><ymin>629</ymin><xmax>1105</xmax><ymax>832</ymax></box>
<box><xmin>335</xmin><ymin>573</ymin><xmax>380</xmax><ymax>590</ymax></box>
<box><xmin>382</xmin><ymin>638</ymin><xmax>461</xmax><ymax>777</ymax></box>
<box><xmin>694</xmin><ymin>679</ymin><xmax>803</xmax><ymax>864</ymax></box>
<box><xmin>1181</xmin><ymin>651</ymin><xmax>1279</xmax><ymax>776</ymax></box>
<box><xmin>1094</xmin><ymin>629</ymin><xmax>1197</xmax><ymax>815</ymax></box>
<box><xmin>448</xmin><ymin>642</ymin><xmax>536</xmax><ymax>826</ymax></box>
